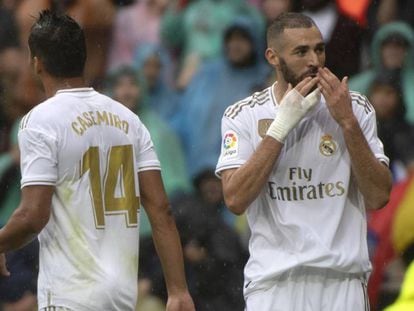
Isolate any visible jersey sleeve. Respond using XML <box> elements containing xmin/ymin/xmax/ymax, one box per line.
<box><xmin>215</xmin><ymin>113</ymin><xmax>254</xmax><ymax>178</ymax></box>
<box><xmin>134</xmin><ymin>118</ymin><xmax>161</xmax><ymax>172</ymax></box>
<box><xmin>18</xmin><ymin>128</ymin><xmax>58</xmax><ymax>188</ymax></box>
<box><xmin>355</xmin><ymin>94</ymin><xmax>389</xmax><ymax>166</ymax></box>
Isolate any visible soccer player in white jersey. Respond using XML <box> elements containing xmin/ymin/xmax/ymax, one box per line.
<box><xmin>216</xmin><ymin>12</ymin><xmax>392</xmax><ymax>311</ymax></box>
<box><xmin>0</xmin><ymin>10</ymin><xmax>194</xmax><ymax>311</ymax></box>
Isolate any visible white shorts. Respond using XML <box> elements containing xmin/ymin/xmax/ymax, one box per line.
<box><xmin>245</xmin><ymin>267</ymin><xmax>370</xmax><ymax>311</ymax></box>
<box><xmin>40</xmin><ymin>307</ymin><xmax>73</xmax><ymax>311</ymax></box>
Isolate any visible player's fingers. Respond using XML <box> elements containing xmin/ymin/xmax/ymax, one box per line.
<box><xmin>298</xmin><ymin>77</ymin><xmax>319</xmax><ymax>97</ymax></box>
<box><xmin>318</xmin><ymin>67</ymin><xmax>339</xmax><ymax>88</ymax></box>
<box><xmin>317</xmin><ymin>76</ymin><xmax>332</xmax><ymax>95</ymax></box>
<box><xmin>294</xmin><ymin>77</ymin><xmax>312</xmax><ymax>93</ymax></box>
<box><xmin>342</xmin><ymin>76</ymin><xmax>349</xmax><ymax>87</ymax></box>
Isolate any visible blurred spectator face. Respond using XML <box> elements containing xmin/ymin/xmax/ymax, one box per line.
<box><xmin>381</xmin><ymin>39</ymin><xmax>409</xmax><ymax>70</ymax></box>
<box><xmin>273</xmin><ymin>27</ymin><xmax>325</xmax><ymax>86</ymax></box>
<box><xmin>198</xmin><ymin>175</ymin><xmax>223</xmax><ymax>206</ymax></box>
<box><xmin>143</xmin><ymin>54</ymin><xmax>162</xmax><ymax>89</ymax></box>
<box><xmin>369</xmin><ymin>84</ymin><xmax>400</xmax><ymax>120</ymax></box>
<box><xmin>113</xmin><ymin>75</ymin><xmax>140</xmax><ymax>111</ymax></box>
<box><xmin>225</xmin><ymin>30</ymin><xmax>254</xmax><ymax>67</ymax></box>
<box><xmin>261</xmin><ymin>0</ymin><xmax>291</xmax><ymax>22</ymax></box>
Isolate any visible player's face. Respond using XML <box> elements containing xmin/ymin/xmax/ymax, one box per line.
<box><xmin>270</xmin><ymin>26</ymin><xmax>325</xmax><ymax>86</ymax></box>
<box><xmin>113</xmin><ymin>75</ymin><xmax>140</xmax><ymax>110</ymax></box>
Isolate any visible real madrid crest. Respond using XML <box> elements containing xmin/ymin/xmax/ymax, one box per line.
<box><xmin>319</xmin><ymin>134</ymin><xmax>337</xmax><ymax>156</ymax></box>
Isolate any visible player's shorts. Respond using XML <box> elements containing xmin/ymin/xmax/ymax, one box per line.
<box><xmin>245</xmin><ymin>266</ymin><xmax>370</xmax><ymax>311</ymax></box>
<box><xmin>40</xmin><ymin>307</ymin><xmax>73</xmax><ymax>311</ymax></box>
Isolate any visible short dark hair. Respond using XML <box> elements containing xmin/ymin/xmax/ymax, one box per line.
<box><xmin>266</xmin><ymin>12</ymin><xmax>317</xmax><ymax>47</ymax></box>
<box><xmin>28</xmin><ymin>10</ymin><xmax>86</xmax><ymax>78</ymax></box>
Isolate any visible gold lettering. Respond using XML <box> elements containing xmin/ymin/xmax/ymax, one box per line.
<box><xmin>82</xmin><ymin>112</ymin><xmax>94</xmax><ymax>127</ymax></box>
<box><xmin>89</xmin><ymin>111</ymin><xmax>97</xmax><ymax>125</ymax></box>
<box><xmin>113</xmin><ymin>115</ymin><xmax>122</xmax><ymax>129</ymax></box>
<box><xmin>71</xmin><ymin>122</ymin><xmax>83</xmax><ymax>136</ymax></box>
<box><xmin>108</xmin><ymin>112</ymin><xmax>114</xmax><ymax>126</ymax></box>
<box><xmin>122</xmin><ymin>121</ymin><xmax>129</xmax><ymax>134</ymax></box>
<box><xmin>96</xmin><ymin>110</ymin><xmax>109</xmax><ymax>125</ymax></box>
<box><xmin>77</xmin><ymin>116</ymin><xmax>89</xmax><ymax>132</ymax></box>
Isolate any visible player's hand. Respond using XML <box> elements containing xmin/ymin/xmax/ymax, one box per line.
<box><xmin>0</xmin><ymin>253</ymin><xmax>10</xmax><ymax>277</ymax></box>
<box><xmin>166</xmin><ymin>291</ymin><xmax>195</xmax><ymax>311</ymax></box>
<box><xmin>266</xmin><ymin>77</ymin><xmax>320</xmax><ymax>143</ymax></box>
<box><xmin>317</xmin><ymin>67</ymin><xmax>356</xmax><ymax>128</ymax></box>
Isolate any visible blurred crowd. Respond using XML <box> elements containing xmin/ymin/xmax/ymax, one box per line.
<box><xmin>0</xmin><ymin>0</ymin><xmax>414</xmax><ymax>310</ymax></box>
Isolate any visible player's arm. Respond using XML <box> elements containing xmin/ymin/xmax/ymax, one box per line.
<box><xmin>138</xmin><ymin>170</ymin><xmax>195</xmax><ymax>311</ymax></box>
<box><xmin>221</xmin><ymin>137</ymin><xmax>283</xmax><ymax>215</ymax></box>
<box><xmin>222</xmin><ymin>77</ymin><xmax>320</xmax><ymax>215</ymax></box>
<box><xmin>0</xmin><ymin>185</ymin><xmax>53</xmax><ymax>252</ymax></box>
<box><xmin>0</xmin><ymin>185</ymin><xmax>53</xmax><ymax>276</ymax></box>
<box><xmin>318</xmin><ymin>67</ymin><xmax>392</xmax><ymax>209</ymax></box>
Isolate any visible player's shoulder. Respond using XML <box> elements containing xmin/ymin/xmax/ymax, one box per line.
<box><xmin>223</xmin><ymin>87</ymin><xmax>271</xmax><ymax>120</ymax></box>
<box><xmin>19</xmin><ymin>96</ymin><xmax>60</xmax><ymax>131</ymax></box>
<box><xmin>349</xmin><ymin>90</ymin><xmax>374</xmax><ymax>116</ymax></box>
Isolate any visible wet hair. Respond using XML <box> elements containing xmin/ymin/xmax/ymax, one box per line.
<box><xmin>266</xmin><ymin>12</ymin><xmax>317</xmax><ymax>47</ymax></box>
<box><xmin>28</xmin><ymin>10</ymin><xmax>86</xmax><ymax>78</ymax></box>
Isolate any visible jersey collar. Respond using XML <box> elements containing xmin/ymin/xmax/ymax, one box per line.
<box><xmin>270</xmin><ymin>82</ymin><xmax>278</xmax><ymax>106</ymax></box>
<box><xmin>56</xmin><ymin>87</ymin><xmax>94</xmax><ymax>94</ymax></box>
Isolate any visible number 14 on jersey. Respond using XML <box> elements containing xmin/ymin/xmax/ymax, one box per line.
<box><xmin>80</xmin><ymin>145</ymin><xmax>139</xmax><ymax>229</ymax></box>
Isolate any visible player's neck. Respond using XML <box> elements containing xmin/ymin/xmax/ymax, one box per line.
<box><xmin>42</xmin><ymin>75</ymin><xmax>87</xmax><ymax>98</ymax></box>
<box><xmin>274</xmin><ymin>79</ymin><xmax>289</xmax><ymax>103</ymax></box>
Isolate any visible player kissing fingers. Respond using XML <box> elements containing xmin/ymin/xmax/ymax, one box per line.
<box><xmin>317</xmin><ymin>67</ymin><xmax>355</xmax><ymax>127</ymax></box>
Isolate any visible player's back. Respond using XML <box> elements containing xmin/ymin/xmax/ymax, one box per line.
<box><xmin>19</xmin><ymin>88</ymin><xmax>156</xmax><ymax>310</ymax></box>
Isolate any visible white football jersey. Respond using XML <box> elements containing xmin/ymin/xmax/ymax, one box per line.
<box><xmin>216</xmin><ymin>85</ymin><xmax>388</xmax><ymax>298</ymax></box>
<box><xmin>18</xmin><ymin>88</ymin><xmax>160</xmax><ymax>310</ymax></box>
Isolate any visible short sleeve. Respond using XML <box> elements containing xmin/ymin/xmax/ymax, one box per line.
<box><xmin>215</xmin><ymin>114</ymin><xmax>254</xmax><ymax>178</ymax></box>
<box><xmin>356</xmin><ymin>95</ymin><xmax>389</xmax><ymax>166</ymax></box>
<box><xmin>18</xmin><ymin>128</ymin><xmax>58</xmax><ymax>188</ymax></box>
<box><xmin>135</xmin><ymin>119</ymin><xmax>161</xmax><ymax>172</ymax></box>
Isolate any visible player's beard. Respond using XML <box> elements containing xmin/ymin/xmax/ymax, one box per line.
<box><xmin>279</xmin><ymin>57</ymin><xmax>319</xmax><ymax>88</ymax></box>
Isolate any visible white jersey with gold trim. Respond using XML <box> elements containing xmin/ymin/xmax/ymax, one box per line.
<box><xmin>18</xmin><ymin>88</ymin><xmax>160</xmax><ymax>311</ymax></box>
<box><xmin>216</xmin><ymin>85</ymin><xmax>388</xmax><ymax>298</ymax></box>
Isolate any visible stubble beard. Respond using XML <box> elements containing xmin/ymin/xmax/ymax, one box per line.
<box><xmin>279</xmin><ymin>57</ymin><xmax>319</xmax><ymax>89</ymax></box>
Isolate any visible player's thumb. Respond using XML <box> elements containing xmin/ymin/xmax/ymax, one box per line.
<box><xmin>342</xmin><ymin>76</ymin><xmax>348</xmax><ymax>86</ymax></box>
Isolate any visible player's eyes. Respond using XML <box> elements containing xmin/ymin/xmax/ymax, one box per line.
<box><xmin>295</xmin><ymin>50</ymin><xmax>307</xmax><ymax>56</ymax></box>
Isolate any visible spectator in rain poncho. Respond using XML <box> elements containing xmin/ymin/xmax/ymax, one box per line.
<box><xmin>161</xmin><ymin>0</ymin><xmax>265</xmax><ymax>89</ymax></box>
<box><xmin>349</xmin><ymin>22</ymin><xmax>414</xmax><ymax>124</ymax></box>
<box><xmin>175</xmin><ymin>16</ymin><xmax>270</xmax><ymax>179</ymax></box>
<box><xmin>133</xmin><ymin>44</ymin><xmax>179</xmax><ymax>127</ymax></box>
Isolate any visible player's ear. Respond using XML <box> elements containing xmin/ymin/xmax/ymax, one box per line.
<box><xmin>265</xmin><ymin>48</ymin><xmax>280</xmax><ymax>68</ymax></box>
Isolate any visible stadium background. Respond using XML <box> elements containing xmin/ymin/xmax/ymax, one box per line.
<box><xmin>0</xmin><ymin>0</ymin><xmax>413</xmax><ymax>310</ymax></box>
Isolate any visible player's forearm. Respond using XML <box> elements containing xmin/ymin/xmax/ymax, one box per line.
<box><xmin>150</xmin><ymin>208</ymin><xmax>189</xmax><ymax>295</ymax></box>
<box><xmin>223</xmin><ymin>136</ymin><xmax>283</xmax><ymax>215</ymax></box>
<box><xmin>0</xmin><ymin>205</ymin><xmax>40</xmax><ymax>252</ymax></box>
<box><xmin>341</xmin><ymin>118</ymin><xmax>392</xmax><ymax>209</ymax></box>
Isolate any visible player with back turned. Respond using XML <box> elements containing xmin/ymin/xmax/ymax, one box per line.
<box><xmin>0</xmin><ymin>10</ymin><xmax>194</xmax><ymax>311</ymax></box>
<box><xmin>216</xmin><ymin>12</ymin><xmax>392</xmax><ymax>310</ymax></box>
